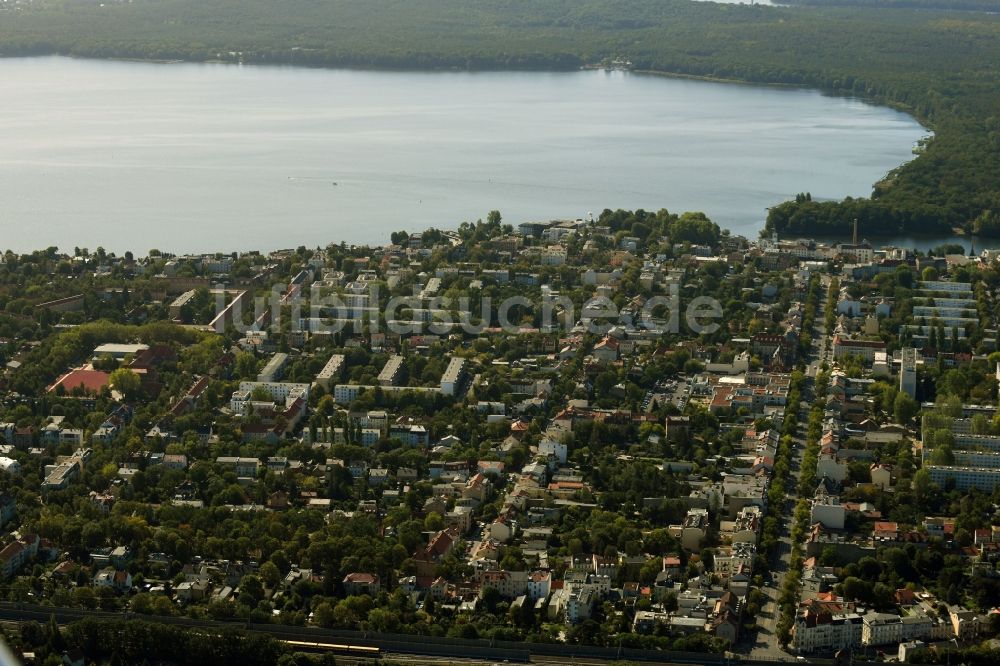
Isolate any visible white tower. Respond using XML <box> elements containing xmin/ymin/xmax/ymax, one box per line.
<box><xmin>899</xmin><ymin>347</ymin><xmax>918</xmax><ymax>399</ymax></box>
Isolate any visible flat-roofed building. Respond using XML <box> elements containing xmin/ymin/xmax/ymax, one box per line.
<box><xmin>314</xmin><ymin>353</ymin><xmax>345</xmax><ymax>389</ymax></box>
<box><xmin>378</xmin><ymin>355</ymin><xmax>404</xmax><ymax>387</ymax></box>
<box><xmin>899</xmin><ymin>347</ymin><xmax>918</xmax><ymax>398</ymax></box>
<box><xmin>926</xmin><ymin>464</ymin><xmax>1000</xmax><ymax>492</ymax></box>
<box><xmin>93</xmin><ymin>343</ymin><xmax>150</xmax><ymax>360</ymax></box>
<box><xmin>440</xmin><ymin>357</ymin><xmax>467</xmax><ymax>396</ymax></box>
<box><xmin>257</xmin><ymin>353</ymin><xmax>289</xmax><ymax>383</ymax></box>
<box><xmin>832</xmin><ymin>335</ymin><xmax>886</xmax><ymax>362</ymax></box>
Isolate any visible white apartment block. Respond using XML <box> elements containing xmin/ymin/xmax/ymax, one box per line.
<box><xmin>314</xmin><ymin>353</ymin><xmax>345</xmax><ymax>389</ymax></box>
<box><xmin>231</xmin><ymin>382</ymin><xmax>309</xmax><ymax>412</ymax></box>
<box><xmin>440</xmin><ymin>357</ymin><xmax>467</xmax><ymax>396</ymax></box>
<box><xmin>926</xmin><ymin>464</ymin><xmax>1000</xmax><ymax>492</ymax></box>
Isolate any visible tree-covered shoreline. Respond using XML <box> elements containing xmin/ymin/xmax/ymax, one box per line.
<box><xmin>2</xmin><ymin>0</ymin><xmax>1000</xmax><ymax>237</ymax></box>
<box><xmin>780</xmin><ymin>0</ymin><xmax>1000</xmax><ymax>12</ymax></box>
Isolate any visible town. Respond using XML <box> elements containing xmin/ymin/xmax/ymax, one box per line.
<box><xmin>0</xmin><ymin>209</ymin><xmax>999</xmax><ymax>664</ymax></box>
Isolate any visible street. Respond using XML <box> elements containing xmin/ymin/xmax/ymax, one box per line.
<box><xmin>745</xmin><ymin>274</ymin><xmax>830</xmax><ymax>660</ymax></box>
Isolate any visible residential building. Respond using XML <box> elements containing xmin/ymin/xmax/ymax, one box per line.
<box><xmin>899</xmin><ymin>347</ymin><xmax>918</xmax><ymax>398</ymax></box>
<box><xmin>440</xmin><ymin>357</ymin><xmax>467</xmax><ymax>396</ymax></box>
<box><xmin>0</xmin><ymin>533</ymin><xmax>39</xmax><ymax>579</ymax></box>
<box><xmin>343</xmin><ymin>572</ymin><xmax>381</xmax><ymax>596</ymax></box>
<box><xmin>315</xmin><ymin>353</ymin><xmax>346</xmax><ymax>389</ymax></box>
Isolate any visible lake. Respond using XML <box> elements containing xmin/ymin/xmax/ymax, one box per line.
<box><xmin>0</xmin><ymin>56</ymin><xmax>928</xmax><ymax>254</ymax></box>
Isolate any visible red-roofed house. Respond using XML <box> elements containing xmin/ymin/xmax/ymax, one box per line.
<box><xmin>593</xmin><ymin>336</ymin><xmax>620</xmax><ymax>362</ymax></box>
<box><xmin>343</xmin><ymin>572</ymin><xmax>380</xmax><ymax>596</ymax></box>
<box><xmin>662</xmin><ymin>555</ymin><xmax>682</xmax><ymax>578</ymax></box>
<box><xmin>478</xmin><ymin>460</ymin><xmax>506</xmax><ymax>477</ymax></box>
<box><xmin>874</xmin><ymin>521</ymin><xmax>899</xmax><ymax>542</ymax></box>
<box><xmin>414</xmin><ymin>529</ymin><xmax>457</xmax><ymax>579</ymax></box>
<box><xmin>0</xmin><ymin>534</ymin><xmax>39</xmax><ymax>579</ymax></box>
<box><xmin>510</xmin><ymin>420</ymin><xmax>531</xmax><ymax>438</ymax></box>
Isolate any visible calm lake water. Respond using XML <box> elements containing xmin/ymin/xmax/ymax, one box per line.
<box><xmin>0</xmin><ymin>56</ymin><xmax>928</xmax><ymax>254</ymax></box>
